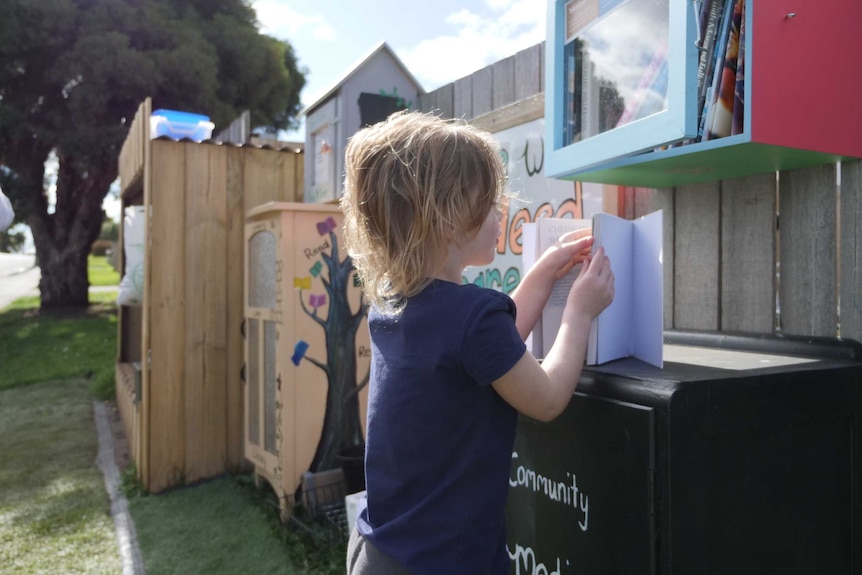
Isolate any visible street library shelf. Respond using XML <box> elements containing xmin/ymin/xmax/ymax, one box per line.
<box><xmin>545</xmin><ymin>0</ymin><xmax>862</xmax><ymax>188</ymax></box>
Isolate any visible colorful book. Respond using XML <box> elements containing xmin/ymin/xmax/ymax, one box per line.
<box><xmin>707</xmin><ymin>0</ymin><xmax>744</xmax><ymax>140</ymax></box>
<box><xmin>701</xmin><ymin>0</ymin><xmax>736</xmax><ymax>141</ymax></box>
<box><xmin>696</xmin><ymin>0</ymin><xmax>728</xmax><ymax>138</ymax></box>
<box><xmin>731</xmin><ymin>2</ymin><xmax>746</xmax><ymax>136</ymax></box>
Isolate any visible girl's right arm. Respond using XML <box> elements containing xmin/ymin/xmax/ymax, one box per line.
<box><xmin>491</xmin><ymin>248</ymin><xmax>614</xmax><ymax>422</ymax></box>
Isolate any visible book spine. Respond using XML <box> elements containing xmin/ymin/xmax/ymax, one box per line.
<box><xmin>581</xmin><ymin>50</ymin><xmax>596</xmax><ymax>139</ymax></box>
<box><xmin>586</xmin><ymin>214</ymin><xmax>602</xmax><ymax>365</ymax></box>
<box><xmin>702</xmin><ymin>0</ymin><xmax>736</xmax><ymax>142</ymax></box>
<box><xmin>731</xmin><ymin>1</ymin><xmax>746</xmax><ymax>136</ymax></box>
<box><xmin>696</xmin><ymin>0</ymin><xmax>726</xmax><ymax>139</ymax></box>
<box><xmin>564</xmin><ymin>39</ymin><xmax>580</xmax><ymax>145</ymax></box>
<box><xmin>695</xmin><ymin>0</ymin><xmax>716</xmax><ymax>90</ymax></box>
<box><xmin>707</xmin><ymin>0</ymin><xmax>744</xmax><ymax>140</ymax></box>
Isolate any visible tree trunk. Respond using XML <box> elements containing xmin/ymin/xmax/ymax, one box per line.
<box><xmin>35</xmin><ymin>240</ymin><xmax>92</xmax><ymax>308</ymax></box>
<box><xmin>28</xmin><ymin>154</ymin><xmax>116</xmax><ymax>310</ymax></box>
<box><xmin>307</xmin><ymin>237</ymin><xmax>367</xmax><ymax>473</ymax></box>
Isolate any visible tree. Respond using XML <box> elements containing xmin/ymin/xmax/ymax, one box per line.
<box><xmin>0</xmin><ymin>0</ymin><xmax>306</xmax><ymax>308</ymax></box>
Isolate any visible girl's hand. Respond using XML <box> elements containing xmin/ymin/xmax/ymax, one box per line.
<box><xmin>567</xmin><ymin>247</ymin><xmax>614</xmax><ymax>319</ymax></box>
<box><xmin>538</xmin><ymin>228</ymin><xmax>594</xmax><ymax>281</ymax></box>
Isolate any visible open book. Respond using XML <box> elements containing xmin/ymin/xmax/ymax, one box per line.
<box><xmin>522</xmin><ymin>217</ymin><xmax>591</xmax><ymax>359</ymax></box>
<box><xmin>522</xmin><ymin>211</ymin><xmax>664</xmax><ymax>368</ymax></box>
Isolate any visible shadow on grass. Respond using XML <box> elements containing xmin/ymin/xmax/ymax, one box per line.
<box><xmin>0</xmin><ymin>299</ymin><xmax>117</xmax><ymax>397</ymax></box>
<box><xmin>0</xmin><ymin>379</ymin><xmax>122</xmax><ymax>574</ymax></box>
<box><xmin>127</xmin><ymin>474</ymin><xmax>346</xmax><ymax>575</ymax></box>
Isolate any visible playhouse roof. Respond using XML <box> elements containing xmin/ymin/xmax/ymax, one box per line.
<box><xmin>301</xmin><ymin>41</ymin><xmax>425</xmax><ymax>116</ymax></box>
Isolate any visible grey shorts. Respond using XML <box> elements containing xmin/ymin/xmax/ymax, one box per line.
<box><xmin>347</xmin><ymin>526</ymin><xmax>413</xmax><ymax>575</ymax></box>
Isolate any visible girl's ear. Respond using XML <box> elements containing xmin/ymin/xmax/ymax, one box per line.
<box><xmin>444</xmin><ymin>220</ymin><xmax>459</xmax><ymax>242</ymax></box>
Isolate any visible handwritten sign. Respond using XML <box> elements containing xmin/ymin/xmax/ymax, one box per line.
<box><xmin>506</xmin><ymin>392</ymin><xmax>654</xmax><ymax>573</ymax></box>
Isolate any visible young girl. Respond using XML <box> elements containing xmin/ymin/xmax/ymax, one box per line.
<box><xmin>342</xmin><ymin>111</ymin><xmax>614</xmax><ymax>574</ymax></box>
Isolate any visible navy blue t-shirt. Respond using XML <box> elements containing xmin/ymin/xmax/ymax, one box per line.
<box><xmin>357</xmin><ymin>279</ymin><xmax>527</xmax><ymax>574</ymax></box>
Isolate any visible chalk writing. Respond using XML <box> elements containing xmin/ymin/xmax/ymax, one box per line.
<box><xmin>508</xmin><ymin>544</ymin><xmax>569</xmax><ymax>575</ymax></box>
<box><xmin>510</xmin><ymin>451</ymin><xmax>589</xmax><ymax>531</ymax></box>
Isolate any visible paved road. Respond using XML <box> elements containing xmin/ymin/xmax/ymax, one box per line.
<box><xmin>0</xmin><ymin>253</ymin><xmax>40</xmax><ymax>311</ymax></box>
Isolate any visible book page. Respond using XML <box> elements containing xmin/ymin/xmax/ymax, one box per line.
<box><xmin>592</xmin><ymin>213</ymin><xmax>634</xmax><ymax>364</ymax></box>
<box><xmin>527</xmin><ymin>218</ymin><xmax>591</xmax><ymax>358</ymax></box>
<box><xmin>632</xmin><ymin>210</ymin><xmax>664</xmax><ymax>368</ymax></box>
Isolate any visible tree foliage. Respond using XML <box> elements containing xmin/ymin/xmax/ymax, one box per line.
<box><xmin>0</xmin><ymin>0</ymin><xmax>306</xmax><ymax>308</ymax></box>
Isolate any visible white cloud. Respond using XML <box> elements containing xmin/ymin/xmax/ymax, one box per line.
<box><xmin>400</xmin><ymin>0</ymin><xmax>547</xmax><ymax>91</ymax></box>
<box><xmin>253</xmin><ymin>0</ymin><xmax>336</xmax><ymax>43</ymax></box>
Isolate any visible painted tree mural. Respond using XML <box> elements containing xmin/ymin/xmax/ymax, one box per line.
<box><xmin>292</xmin><ymin>216</ymin><xmax>368</xmax><ymax>473</ymax></box>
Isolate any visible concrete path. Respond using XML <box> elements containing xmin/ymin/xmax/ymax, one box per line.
<box><xmin>0</xmin><ymin>253</ymin><xmax>39</xmax><ymax>311</ymax></box>
<box><xmin>0</xmin><ymin>253</ymin><xmax>120</xmax><ymax>311</ymax></box>
<box><xmin>94</xmin><ymin>401</ymin><xmax>146</xmax><ymax>575</ymax></box>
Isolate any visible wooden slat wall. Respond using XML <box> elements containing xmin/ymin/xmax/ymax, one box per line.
<box><xmin>720</xmin><ymin>174</ymin><xmax>776</xmax><ymax>333</ymax></box>
<box><xmin>842</xmin><ymin>161</ymin><xmax>862</xmax><ymax>340</ymax></box>
<box><xmin>780</xmin><ymin>165</ymin><xmax>840</xmax><ymax>337</ymax></box>
<box><xmin>118</xmin><ymin>98</ymin><xmax>149</xmax><ymax>192</ymax></box>
<box><xmin>121</xmin><ymin>133</ymin><xmax>303</xmax><ymax>493</ymax></box>
<box><xmin>420</xmin><ymin>42</ymin><xmax>862</xmax><ymax>345</ymax></box>
<box><xmin>225</xmin><ymin>146</ymin><xmax>246</xmax><ymax>469</ymax></box>
<box><xmin>514</xmin><ymin>44</ymin><xmax>544</xmax><ymax>102</ymax></box>
<box><xmin>215</xmin><ymin>110</ymin><xmax>251</xmax><ymax>144</ymax></box>
<box><xmin>148</xmin><ymin>140</ymin><xmax>187</xmax><ymax>491</ymax></box>
<box><xmin>672</xmin><ymin>183</ymin><xmax>723</xmax><ymax>330</ymax></box>
<box><xmin>184</xmin><ymin>143</ymin><xmax>229</xmax><ymax>482</ymax></box>
<box><xmin>420</xmin><ymin>43</ymin><xmax>545</xmax><ymax>119</ymax></box>
<box><xmin>492</xmin><ymin>56</ymin><xmax>515</xmax><ymax>110</ymax></box>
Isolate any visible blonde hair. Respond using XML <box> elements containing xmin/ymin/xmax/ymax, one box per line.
<box><xmin>342</xmin><ymin>110</ymin><xmax>506</xmax><ymax>313</ymax></box>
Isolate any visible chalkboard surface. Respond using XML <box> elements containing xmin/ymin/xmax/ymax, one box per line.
<box><xmin>506</xmin><ymin>393</ymin><xmax>655</xmax><ymax>574</ymax></box>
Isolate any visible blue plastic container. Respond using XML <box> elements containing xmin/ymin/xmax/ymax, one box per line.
<box><xmin>150</xmin><ymin>109</ymin><xmax>215</xmax><ymax>141</ymax></box>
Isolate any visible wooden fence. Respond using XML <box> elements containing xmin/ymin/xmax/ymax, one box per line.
<box><xmin>116</xmin><ymin>98</ymin><xmax>306</xmax><ymax>493</ymax></box>
<box><xmin>419</xmin><ymin>42</ymin><xmax>861</xmax><ymax>345</ymax></box>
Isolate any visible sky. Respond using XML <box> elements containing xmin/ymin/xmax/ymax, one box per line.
<box><xmin>252</xmin><ymin>0</ymin><xmax>550</xmax><ymax>139</ymax></box>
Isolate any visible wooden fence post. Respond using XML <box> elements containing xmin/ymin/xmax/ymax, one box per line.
<box><xmin>673</xmin><ymin>182</ymin><xmax>721</xmax><ymax>330</ymax></box>
<box><xmin>721</xmin><ymin>173</ymin><xmax>777</xmax><ymax>333</ymax></box>
<box><xmin>779</xmin><ymin>165</ymin><xmax>838</xmax><ymax>337</ymax></box>
<box><xmin>840</xmin><ymin>160</ymin><xmax>861</xmax><ymax>342</ymax></box>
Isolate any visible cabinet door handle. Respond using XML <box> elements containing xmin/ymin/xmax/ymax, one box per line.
<box><xmin>240</xmin><ymin>363</ymin><xmax>246</xmax><ymax>384</ymax></box>
<box><xmin>240</xmin><ymin>318</ymin><xmax>246</xmax><ymax>339</ymax></box>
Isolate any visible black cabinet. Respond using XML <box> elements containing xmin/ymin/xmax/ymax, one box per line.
<box><xmin>507</xmin><ymin>332</ymin><xmax>862</xmax><ymax>574</ymax></box>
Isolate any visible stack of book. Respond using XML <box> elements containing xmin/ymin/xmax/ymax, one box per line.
<box><xmin>695</xmin><ymin>0</ymin><xmax>746</xmax><ymax>141</ymax></box>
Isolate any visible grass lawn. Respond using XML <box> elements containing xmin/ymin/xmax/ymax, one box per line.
<box><xmin>88</xmin><ymin>255</ymin><xmax>120</xmax><ymax>287</ymax></box>
<box><xmin>0</xmin><ymin>378</ymin><xmax>123</xmax><ymax>575</ymax></box>
<box><xmin>128</xmin><ymin>476</ymin><xmax>345</xmax><ymax>574</ymax></box>
<box><xmin>0</xmin><ymin>262</ymin><xmax>347</xmax><ymax>574</ymax></box>
<box><xmin>0</xmin><ymin>291</ymin><xmax>117</xmax><ymax>399</ymax></box>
